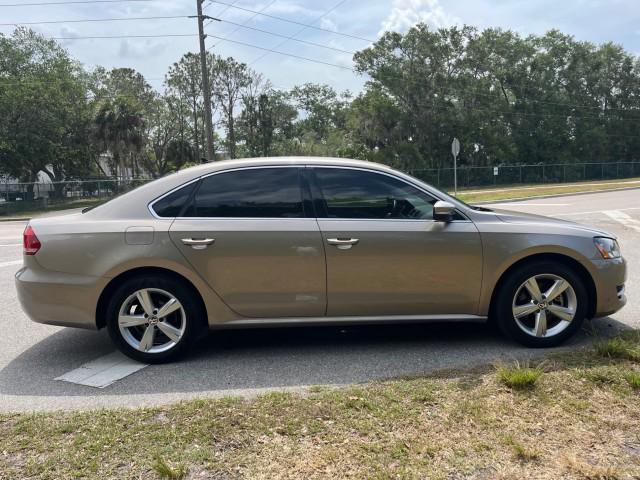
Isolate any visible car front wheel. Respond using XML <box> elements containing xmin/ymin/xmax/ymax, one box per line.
<box><xmin>495</xmin><ymin>261</ymin><xmax>588</xmax><ymax>348</ymax></box>
<box><xmin>106</xmin><ymin>276</ymin><xmax>202</xmax><ymax>363</ymax></box>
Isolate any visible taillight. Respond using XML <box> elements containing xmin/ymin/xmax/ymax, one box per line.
<box><xmin>23</xmin><ymin>225</ymin><xmax>41</xmax><ymax>256</ymax></box>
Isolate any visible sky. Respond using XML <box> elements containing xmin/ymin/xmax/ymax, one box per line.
<box><xmin>1</xmin><ymin>0</ymin><xmax>640</xmax><ymax>94</ymax></box>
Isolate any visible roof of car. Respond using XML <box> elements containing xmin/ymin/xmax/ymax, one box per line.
<box><xmin>177</xmin><ymin>156</ymin><xmax>392</xmax><ymax>176</ymax></box>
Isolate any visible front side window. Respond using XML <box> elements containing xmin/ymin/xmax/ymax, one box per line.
<box><xmin>184</xmin><ymin>167</ymin><xmax>304</xmax><ymax>218</ymax></box>
<box><xmin>314</xmin><ymin>168</ymin><xmax>437</xmax><ymax>220</ymax></box>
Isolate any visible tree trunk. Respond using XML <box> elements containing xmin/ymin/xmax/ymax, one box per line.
<box><xmin>228</xmin><ymin>106</ymin><xmax>235</xmax><ymax>159</ymax></box>
<box><xmin>192</xmin><ymin>92</ymin><xmax>199</xmax><ymax>162</ymax></box>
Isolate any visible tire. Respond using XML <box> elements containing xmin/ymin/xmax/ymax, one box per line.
<box><xmin>106</xmin><ymin>275</ymin><xmax>204</xmax><ymax>363</ymax></box>
<box><xmin>494</xmin><ymin>261</ymin><xmax>588</xmax><ymax>348</ymax></box>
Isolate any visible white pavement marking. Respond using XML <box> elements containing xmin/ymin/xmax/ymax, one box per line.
<box><xmin>55</xmin><ymin>351</ymin><xmax>148</xmax><ymax>389</ymax></box>
<box><xmin>0</xmin><ymin>244</ymin><xmax>21</xmax><ymax>247</ymax></box>
<box><xmin>603</xmin><ymin>210</ymin><xmax>640</xmax><ymax>233</ymax></box>
<box><xmin>0</xmin><ymin>260</ymin><xmax>21</xmax><ymax>268</ymax></box>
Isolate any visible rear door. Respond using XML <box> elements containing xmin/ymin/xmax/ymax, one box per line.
<box><xmin>310</xmin><ymin>166</ymin><xmax>483</xmax><ymax>317</ymax></box>
<box><xmin>166</xmin><ymin>166</ymin><xmax>326</xmax><ymax>318</ymax></box>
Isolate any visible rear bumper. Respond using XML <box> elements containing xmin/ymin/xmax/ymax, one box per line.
<box><xmin>593</xmin><ymin>256</ymin><xmax>627</xmax><ymax>317</ymax></box>
<box><xmin>15</xmin><ymin>265</ymin><xmax>104</xmax><ymax>330</ymax></box>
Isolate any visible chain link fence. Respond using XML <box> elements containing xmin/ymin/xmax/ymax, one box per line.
<box><xmin>409</xmin><ymin>161</ymin><xmax>640</xmax><ymax>190</ymax></box>
<box><xmin>1</xmin><ymin>161</ymin><xmax>640</xmax><ymax>217</ymax></box>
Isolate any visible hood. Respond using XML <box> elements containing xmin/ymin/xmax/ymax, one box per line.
<box><xmin>491</xmin><ymin>208</ymin><xmax>616</xmax><ymax>238</ymax></box>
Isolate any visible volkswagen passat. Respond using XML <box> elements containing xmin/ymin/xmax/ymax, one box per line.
<box><xmin>16</xmin><ymin>157</ymin><xmax>627</xmax><ymax>362</ymax></box>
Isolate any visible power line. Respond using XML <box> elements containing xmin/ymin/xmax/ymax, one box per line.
<box><xmin>205</xmin><ymin>32</ymin><xmax>354</xmax><ymax>70</ymax></box>
<box><xmin>0</xmin><ymin>15</ymin><xmax>188</xmax><ymax>26</ymax></box>
<box><xmin>249</xmin><ymin>0</ymin><xmax>349</xmax><ymax>66</ymax></box>
<box><xmin>51</xmin><ymin>33</ymin><xmax>197</xmax><ymax>40</ymax></box>
<box><xmin>206</xmin><ymin>0</ymin><xmax>277</xmax><ymax>48</ymax></box>
<box><xmin>206</xmin><ymin>0</ymin><xmax>373</xmax><ymax>43</ymax></box>
<box><xmin>206</xmin><ymin>17</ymin><xmax>355</xmax><ymax>55</ymax></box>
<box><xmin>0</xmin><ymin>0</ymin><xmax>153</xmax><ymax>6</ymax></box>
<box><xmin>205</xmin><ymin>0</ymin><xmax>240</xmax><ymax>20</ymax></box>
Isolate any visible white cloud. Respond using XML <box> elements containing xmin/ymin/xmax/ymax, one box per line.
<box><xmin>379</xmin><ymin>0</ymin><xmax>459</xmax><ymax>36</ymax></box>
<box><xmin>320</xmin><ymin>18</ymin><xmax>338</xmax><ymax>32</ymax></box>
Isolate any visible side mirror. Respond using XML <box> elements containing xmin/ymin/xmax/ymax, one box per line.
<box><xmin>433</xmin><ymin>200</ymin><xmax>455</xmax><ymax>222</ymax></box>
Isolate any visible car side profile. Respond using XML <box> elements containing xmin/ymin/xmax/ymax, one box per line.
<box><xmin>16</xmin><ymin>157</ymin><xmax>627</xmax><ymax>363</ymax></box>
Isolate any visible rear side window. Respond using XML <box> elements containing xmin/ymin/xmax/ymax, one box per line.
<box><xmin>184</xmin><ymin>167</ymin><xmax>304</xmax><ymax>218</ymax></box>
<box><xmin>152</xmin><ymin>182</ymin><xmax>197</xmax><ymax>218</ymax></box>
<box><xmin>314</xmin><ymin>168</ymin><xmax>437</xmax><ymax>220</ymax></box>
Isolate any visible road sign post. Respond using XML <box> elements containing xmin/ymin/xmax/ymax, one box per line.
<box><xmin>451</xmin><ymin>138</ymin><xmax>460</xmax><ymax>195</ymax></box>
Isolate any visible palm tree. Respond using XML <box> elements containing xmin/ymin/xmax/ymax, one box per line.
<box><xmin>92</xmin><ymin>98</ymin><xmax>145</xmax><ymax>179</ymax></box>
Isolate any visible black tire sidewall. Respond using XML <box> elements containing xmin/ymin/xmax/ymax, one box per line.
<box><xmin>495</xmin><ymin>261</ymin><xmax>588</xmax><ymax>348</ymax></box>
<box><xmin>106</xmin><ymin>276</ymin><xmax>202</xmax><ymax>363</ymax></box>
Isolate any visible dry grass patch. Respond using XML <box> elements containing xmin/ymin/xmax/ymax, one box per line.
<box><xmin>563</xmin><ymin>455</ymin><xmax>621</xmax><ymax>480</ymax></box>
<box><xmin>504</xmin><ymin>436</ymin><xmax>541</xmax><ymax>463</ymax></box>
<box><xmin>1</xmin><ymin>336</ymin><xmax>640</xmax><ymax>479</ymax></box>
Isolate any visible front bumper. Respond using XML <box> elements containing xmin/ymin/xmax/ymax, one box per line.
<box><xmin>15</xmin><ymin>265</ymin><xmax>105</xmax><ymax>330</ymax></box>
<box><xmin>592</xmin><ymin>256</ymin><xmax>627</xmax><ymax>317</ymax></box>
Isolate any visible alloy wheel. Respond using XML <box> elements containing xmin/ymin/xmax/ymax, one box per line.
<box><xmin>118</xmin><ymin>288</ymin><xmax>186</xmax><ymax>354</ymax></box>
<box><xmin>512</xmin><ymin>273</ymin><xmax>577</xmax><ymax>338</ymax></box>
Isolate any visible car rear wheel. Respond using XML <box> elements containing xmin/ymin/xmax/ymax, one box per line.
<box><xmin>106</xmin><ymin>276</ymin><xmax>203</xmax><ymax>363</ymax></box>
<box><xmin>495</xmin><ymin>261</ymin><xmax>588</xmax><ymax>347</ymax></box>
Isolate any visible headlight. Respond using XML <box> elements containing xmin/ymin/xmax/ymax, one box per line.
<box><xmin>594</xmin><ymin>237</ymin><xmax>621</xmax><ymax>259</ymax></box>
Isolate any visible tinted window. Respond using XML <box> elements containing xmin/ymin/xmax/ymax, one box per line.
<box><xmin>152</xmin><ymin>182</ymin><xmax>197</xmax><ymax>218</ymax></box>
<box><xmin>185</xmin><ymin>168</ymin><xmax>304</xmax><ymax>218</ymax></box>
<box><xmin>314</xmin><ymin>168</ymin><xmax>437</xmax><ymax>219</ymax></box>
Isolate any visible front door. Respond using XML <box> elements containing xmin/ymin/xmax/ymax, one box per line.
<box><xmin>311</xmin><ymin>167</ymin><xmax>483</xmax><ymax>317</ymax></box>
<box><xmin>169</xmin><ymin>167</ymin><xmax>326</xmax><ymax>318</ymax></box>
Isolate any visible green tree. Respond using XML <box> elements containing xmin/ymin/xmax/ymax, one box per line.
<box><xmin>92</xmin><ymin>98</ymin><xmax>145</xmax><ymax>178</ymax></box>
<box><xmin>0</xmin><ymin>28</ymin><xmax>94</xmax><ymax>192</ymax></box>
<box><xmin>212</xmin><ymin>56</ymin><xmax>251</xmax><ymax>159</ymax></box>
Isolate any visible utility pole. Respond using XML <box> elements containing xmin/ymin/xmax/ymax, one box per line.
<box><xmin>195</xmin><ymin>0</ymin><xmax>215</xmax><ymax>163</ymax></box>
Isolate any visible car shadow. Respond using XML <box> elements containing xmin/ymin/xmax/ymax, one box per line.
<box><xmin>0</xmin><ymin>316</ymin><xmax>632</xmax><ymax>398</ymax></box>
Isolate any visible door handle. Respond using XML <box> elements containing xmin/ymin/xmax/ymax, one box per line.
<box><xmin>181</xmin><ymin>238</ymin><xmax>215</xmax><ymax>250</ymax></box>
<box><xmin>327</xmin><ymin>238</ymin><xmax>359</xmax><ymax>250</ymax></box>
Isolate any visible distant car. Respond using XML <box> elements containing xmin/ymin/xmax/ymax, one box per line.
<box><xmin>16</xmin><ymin>157</ymin><xmax>627</xmax><ymax>363</ymax></box>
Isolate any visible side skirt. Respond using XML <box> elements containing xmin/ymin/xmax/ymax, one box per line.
<box><xmin>209</xmin><ymin>314</ymin><xmax>488</xmax><ymax>329</ymax></box>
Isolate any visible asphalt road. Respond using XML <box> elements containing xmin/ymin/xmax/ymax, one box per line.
<box><xmin>0</xmin><ymin>188</ymin><xmax>638</xmax><ymax>412</ymax></box>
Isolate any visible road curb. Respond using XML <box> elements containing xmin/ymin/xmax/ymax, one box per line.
<box><xmin>0</xmin><ymin>217</ymin><xmax>30</xmax><ymax>222</ymax></box>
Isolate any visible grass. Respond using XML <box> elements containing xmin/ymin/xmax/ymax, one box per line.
<box><xmin>504</xmin><ymin>436</ymin><xmax>541</xmax><ymax>463</ymax></box>
<box><xmin>496</xmin><ymin>362</ymin><xmax>544</xmax><ymax>389</ymax></box>
<box><xmin>152</xmin><ymin>456</ymin><xmax>188</xmax><ymax>480</ymax></box>
<box><xmin>455</xmin><ymin>176</ymin><xmax>640</xmax><ymax>203</ymax></box>
<box><xmin>2</xmin><ymin>336</ymin><xmax>640</xmax><ymax>479</ymax></box>
<box><xmin>594</xmin><ymin>337</ymin><xmax>640</xmax><ymax>362</ymax></box>
<box><xmin>625</xmin><ymin>371</ymin><xmax>640</xmax><ymax>390</ymax></box>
